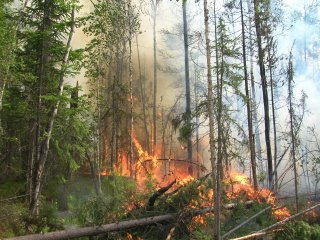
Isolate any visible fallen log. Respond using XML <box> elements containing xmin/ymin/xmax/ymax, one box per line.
<box><xmin>228</xmin><ymin>229</ymin><xmax>282</xmax><ymax>240</ymax></box>
<box><xmin>5</xmin><ymin>208</ymin><xmax>213</xmax><ymax>240</ymax></box>
<box><xmin>5</xmin><ymin>198</ymin><xmax>264</xmax><ymax>240</ymax></box>
<box><xmin>5</xmin><ymin>214</ymin><xmax>177</xmax><ymax>240</ymax></box>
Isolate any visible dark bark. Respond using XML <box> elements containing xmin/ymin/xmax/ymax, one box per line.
<box><xmin>147</xmin><ymin>179</ymin><xmax>176</xmax><ymax>209</ymax></box>
<box><xmin>152</xmin><ymin>1</ymin><xmax>158</xmax><ymax>155</ymax></box>
<box><xmin>240</xmin><ymin>0</ymin><xmax>258</xmax><ymax>190</ymax></box>
<box><xmin>253</xmin><ymin>0</ymin><xmax>273</xmax><ymax>190</ymax></box>
<box><xmin>267</xmin><ymin>35</ymin><xmax>278</xmax><ymax>193</ymax></box>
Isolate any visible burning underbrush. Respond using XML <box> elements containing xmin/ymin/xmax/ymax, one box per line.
<box><xmin>79</xmin><ymin>136</ymin><xmax>293</xmax><ymax>239</ymax></box>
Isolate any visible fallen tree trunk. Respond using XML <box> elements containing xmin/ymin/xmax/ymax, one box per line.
<box><xmin>6</xmin><ymin>214</ymin><xmax>177</xmax><ymax>240</ymax></box>
<box><xmin>6</xmin><ymin>208</ymin><xmax>213</xmax><ymax>240</ymax></box>
<box><xmin>6</xmin><ymin>200</ymin><xmax>261</xmax><ymax>240</ymax></box>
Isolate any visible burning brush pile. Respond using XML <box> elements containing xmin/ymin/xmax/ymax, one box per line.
<box><xmin>79</xmin><ymin>136</ymin><xmax>293</xmax><ymax>239</ymax></box>
<box><xmin>116</xmin><ymin>170</ymin><xmax>291</xmax><ymax>240</ymax></box>
<box><xmin>91</xmin><ymin>136</ymin><xmax>291</xmax><ymax>239</ymax></box>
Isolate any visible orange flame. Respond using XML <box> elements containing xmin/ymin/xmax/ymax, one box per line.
<box><xmin>225</xmin><ymin>171</ymin><xmax>290</xmax><ymax>220</ymax></box>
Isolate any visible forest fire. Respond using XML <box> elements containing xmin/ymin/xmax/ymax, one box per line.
<box><xmin>100</xmin><ymin>134</ymin><xmax>290</xmax><ymax>228</ymax></box>
<box><xmin>224</xmin><ymin>171</ymin><xmax>291</xmax><ymax>220</ymax></box>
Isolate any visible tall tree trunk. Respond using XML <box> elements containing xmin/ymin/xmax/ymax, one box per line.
<box><xmin>194</xmin><ymin>63</ymin><xmax>200</xmax><ymax>178</ymax></box>
<box><xmin>31</xmin><ymin>0</ymin><xmax>52</xmax><ymax>214</ymax></box>
<box><xmin>128</xmin><ymin>0</ymin><xmax>134</xmax><ymax>177</ymax></box>
<box><xmin>213</xmin><ymin>2</ymin><xmax>221</xmax><ymax>238</ymax></box>
<box><xmin>240</xmin><ymin>0</ymin><xmax>257</xmax><ymax>190</ymax></box>
<box><xmin>204</xmin><ymin>0</ymin><xmax>216</xmax><ymax>197</ymax></box>
<box><xmin>288</xmin><ymin>50</ymin><xmax>298</xmax><ymax>212</ymax></box>
<box><xmin>253</xmin><ymin>0</ymin><xmax>273</xmax><ymax>190</ymax></box>
<box><xmin>267</xmin><ymin>34</ymin><xmax>278</xmax><ymax>193</ymax></box>
<box><xmin>136</xmin><ymin>34</ymin><xmax>150</xmax><ymax>152</ymax></box>
<box><xmin>30</xmin><ymin>7</ymin><xmax>76</xmax><ymax>215</ymax></box>
<box><xmin>182</xmin><ymin>0</ymin><xmax>193</xmax><ymax>176</ymax></box>
<box><xmin>152</xmin><ymin>1</ymin><xmax>158</xmax><ymax>155</ymax></box>
<box><xmin>247</xmin><ymin>0</ymin><xmax>263</xmax><ymax>175</ymax></box>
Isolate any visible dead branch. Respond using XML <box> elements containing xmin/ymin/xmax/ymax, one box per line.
<box><xmin>165</xmin><ymin>226</ymin><xmax>176</xmax><ymax>240</ymax></box>
<box><xmin>148</xmin><ymin>179</ymin><xmax>176</xmax><ymax>209</ymax></box>
<box><xmin>229</xmin><ymin>229</ymin><xmax>282</xmax><ymax>240</ymax></box>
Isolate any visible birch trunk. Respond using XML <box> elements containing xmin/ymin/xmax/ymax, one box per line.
<box><xmin>30</xmin><ymin>8</ymin><xmax>76</xmax><ymax>214</ymax></box>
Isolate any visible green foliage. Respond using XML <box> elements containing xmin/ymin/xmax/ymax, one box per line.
<box><xmin>222</xmin><ymin>203</ymin><xmax>275</xmax><ymax>238</ymax></box>
<box><xmin>22</xmin><ymin>201</ymin><xmax>64</xmax><ymax>234</ymax></box>
<box><xmin>74</xmin><ymin>176</ymin><xmax>138</xmax><ymax>227</ymax></box>
<box><xmin>0</xmin><ymin>202</ymin><xmax>28</xmax><ymax>238</ymax></box>
<box><xmin>276</xmin><ymin>221</ymin><xmax>320</xmax><ymax>240</ymax></box>
<box><xmin>172</xmin><ymin>111</ymin><xmax>194</xmax><ymax>144</ymax></box>
<box><xmin>190</xmin><ymin>228</ymin><xmax>212</xmax><ymax>240</ymax></box>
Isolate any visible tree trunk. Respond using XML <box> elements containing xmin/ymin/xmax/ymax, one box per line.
<box><xmin>267</xmin><ymin>34</ymin><xmax>278</xmax><ymax>193</ymax></box>
<box><xmin>204</xmin><ymin>0</ymin><xmax>218</xmax><ymax>239</ymax></box>
<box><xmin>240</xmin><ymin>0</ymin><xmax>257</xmax><ymax>190</ymax></box>
<box><xmin>213</xmin><ymin>2</ymin><xmax>221</xmax><ymax>239</ymax></box>
<box><xmin>288</xmin><ymin>50</ymin><xmax>298</xmax><ymax>212</ymax></box>
<box><xmin>30</xmin><ymin>0</ymin><xmax>52</xmax><ymax>214</ymax></box>
<box><xmin>182</xmin><ymin>0</ymin><xmax>193</xmax><ymax>176</ymax></box>
<box><xmin>136</xmin><ymin>34</ymin><xmax>150</xmax><ymax>152</ymax></box>
<box><xmin>30</xmin><ymin>7</ymin><xmax>76</xmax><ymax>215</ymax></box>
<box><xmin>253</xmin><ymin>0</ymin><xmax>273</xmax><ymax>190</ymax></box>
<box><xmin>152</xmin><ymin>1</ymin><xmax>158</xmax><ymax>155</ymax></box>
<box><xmin>247</xmin><ymin>0</ymin><xmax>263</xmax><ymax>176</ymax></box>
<box><xmin>128</xmin><ymin>0</ymin><xmax>134</xmax><ymax>177</ymax></box>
